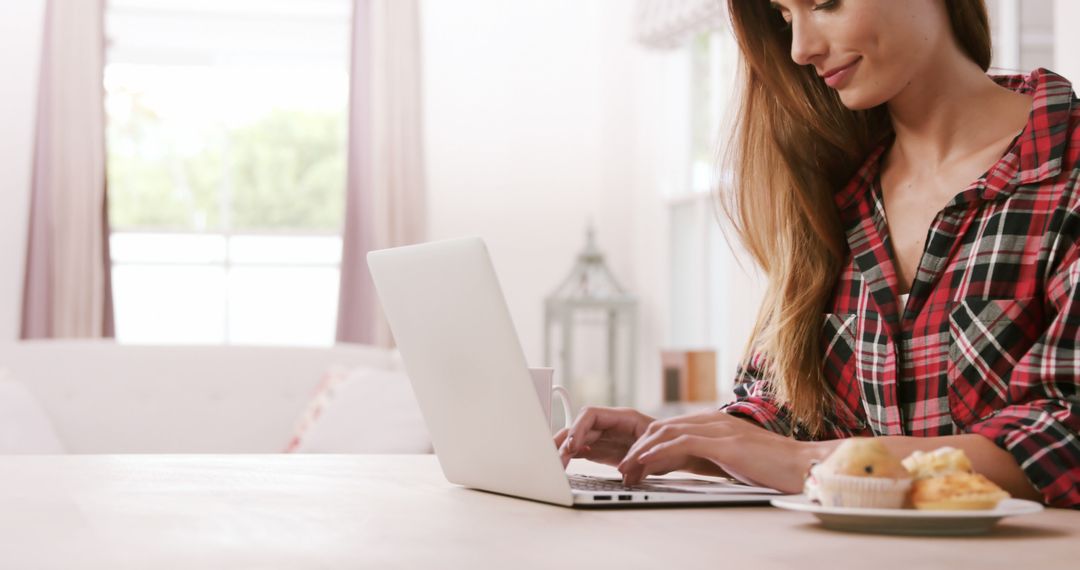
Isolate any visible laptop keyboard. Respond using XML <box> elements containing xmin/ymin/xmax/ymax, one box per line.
<box><xmin>568</xmin><ymin>474</ymin><xmax>695</xmax><ymax>494</ymax></box>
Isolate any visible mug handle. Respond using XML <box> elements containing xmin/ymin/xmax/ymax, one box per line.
<box><xmin>551</xmin><ymin>385</ymin><xmax>574</xmax><ymax>432</ymax></box>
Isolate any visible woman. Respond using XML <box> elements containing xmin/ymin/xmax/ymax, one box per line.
<box><xmin>554</xmin><ymin>0</ymin><xmax>1080</xmax><ymax>508</ymax></box>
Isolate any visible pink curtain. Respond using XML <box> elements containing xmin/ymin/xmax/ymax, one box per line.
<box><xmin>336</xmin><ymin>0</ymin><xmax>427</xmax><ymax>346</ymax></box>
<box><xmin>336</xmin><ymin>0</ymin><xmax>378</xmax><ymax>345</ymax></box>
<box><xmin>22</xmin><ymin>0</ymin><xmax>114</xmax><ymax>339</ymax></box>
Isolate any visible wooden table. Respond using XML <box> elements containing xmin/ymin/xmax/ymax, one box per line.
<box><xmin>1</xmin><ymin>455</ymin><xmax>1076</xmax><ymax>569</ymax></box>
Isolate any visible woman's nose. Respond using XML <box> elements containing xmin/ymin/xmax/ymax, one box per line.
<box><xmin>789</xmin><ymin>19</ymin><xmax>827</xmax><ymax>67</ymax></box>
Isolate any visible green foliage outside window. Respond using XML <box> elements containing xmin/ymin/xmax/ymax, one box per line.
<box><xmin>107</xmin><ymin>90</ymin><xmax>346</xmax><ymax>233</ymax></box>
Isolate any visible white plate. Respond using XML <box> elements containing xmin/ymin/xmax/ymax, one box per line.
<box><xmin>771</xmin><ymin>495</ymin><xmax>1044</xmax><ymax>535</ymax></box>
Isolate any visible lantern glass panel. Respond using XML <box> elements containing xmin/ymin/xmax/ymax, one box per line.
<box><xmin>544</xmin><ymin>227</ymin><xmax>638</xmax><ymax>409</ymax></box>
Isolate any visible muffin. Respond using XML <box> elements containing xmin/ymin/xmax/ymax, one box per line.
<box><xmin>807</xmin><ymin>438</ymin><xmax>913</xmax><ymax>508</ymax></box>
<box><xmin>903</xmin><ymin>447</ymin><xmax>1009</xmax><ymax>510</ymax></box>
<box><xmin>902</xmin><ymin>447</ymin><xmax>972</xmax><ymax>479</ymax></box>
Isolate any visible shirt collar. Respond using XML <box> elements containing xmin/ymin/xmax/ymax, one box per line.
<box><xmin>834</xmin><ymin>68</ymin><xmax>1077</xmax><ymax>211</ymax></box>
<box><xmin>988</xmin><ymin>68</ymin><xmax>1075</xmax><ymax>192</ymax></box>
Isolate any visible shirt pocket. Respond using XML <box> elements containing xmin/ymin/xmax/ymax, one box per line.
<box><xmin>947</xmin><ymin>297</ymin><xmax>1040</xmax><ymax>427</ymax></box>
<box><xmin>821</xmin><ymin>312</ymin><xmax>868</xmax><ymax>432</ymax></box>
<box><xmin>822</xmin><ymin>313</ymin><xmax>857</xmax><ymax>363</ymax></box>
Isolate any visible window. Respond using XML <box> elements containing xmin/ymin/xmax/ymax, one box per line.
<box><xmin>688</xmin><ymin>31</ymin><xmax>736</xmax><ymax>196</ymax></box>
<box><xmin>667</xmin><ymin>28</ymin><xmax>746</xmax><ymax>393</ymax></box>
<box><xmin>986</xmin><ymin>0</ymin><xmax>1055</xmax><ymax>72</ymax></box>
<box><xmin>105</xmin><ymin>0</ymin><xmax>351</xmax><ymax>345</ymax></box>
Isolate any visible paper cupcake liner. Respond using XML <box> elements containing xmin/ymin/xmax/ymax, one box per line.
<box><xmin>814</xmin><ymin>473</ymin><xmax>913</xmax><ymax>509</ymax></box>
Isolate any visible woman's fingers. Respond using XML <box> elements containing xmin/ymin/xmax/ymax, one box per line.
<box><xmin>560</xmin><ymin>425</ymin><xmax>644</xmax><ymax>469</ymax></box>
<box><xmin>558</xmin><ymin>429</ymin><xmax>607</xmax><ymax>466</ymax></box>
<box><xmin>620</xmin><ymin>422</ymin><xmax>696</xmax><ymax>470</ymax></box>
<box><xmin>618</xmin><ymin>421</ymin><xmax>732</xmax><ymax>477</ymax></box>
<box><xmin>558</xmin><ymin>408</ymin><xmax>746</xmax><ymax>476</ymax></box>
<box><xmin>639</xmin><ymin>434</ymin><xmax>706</xmax><ymax>464</ymax></box>
<box><xmin>564</xmin><ymin>407</ymin><xmax>651</xmax><ymax>454</ymax></box>
<box><xmin>556</xmin><ymin>427</ymin><xmax>602</xmax><ymax>454</ymax></box>
<box><xmin>621</xmin><ymin>453</ymin><xmax>682</xmax><ymax>484</ymax></box>
<box><xmin>634</xmin><ymin>414</ymin><xmax>741</xmax><ymax>455</ymax></box>
<box><xmin>622</xmin><ymin>435</ymin><xmax>711</xmax><ymax>484</ymax></box>
<box><xmin>553</xmin><ymin>428</ymin><xmax>569</xmax><ymax>449</ymax></box>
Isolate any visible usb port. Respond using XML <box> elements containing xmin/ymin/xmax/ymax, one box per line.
<box><xmin>594</xmin><ymin>495</ymin><xmax>611</xmax><ymax>501</ymax></box>
<box><xmin>618</xmin><ymin>495</ymin><xmax>632</xmax><ymax>501</ymax></box>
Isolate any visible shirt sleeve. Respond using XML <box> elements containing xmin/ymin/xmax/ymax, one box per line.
<box><xmin>719</xmin><ymin>353</ymin><xmax>857</xmax><ymax>440</ymax></box>
<box><xmin>718</xmin><ymin>354</ymin><xmax>795</xmax><ymax>436</ymax></box>
<box><xmin>966</xmin><ymin>249</ymin><xmax>1080</xmax><ymax>508</ymax></box>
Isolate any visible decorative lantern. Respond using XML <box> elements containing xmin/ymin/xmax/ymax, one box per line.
<box><xmin>544</xmin><ymin>226</ymin><xmax>638</xmax><ymax>409</ymax></box>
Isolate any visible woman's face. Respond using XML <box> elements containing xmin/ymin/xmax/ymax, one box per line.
<box><xmin>769</xmin><ymin>0</ymin><xmax>953</xmax><ymax>110</ymax></box>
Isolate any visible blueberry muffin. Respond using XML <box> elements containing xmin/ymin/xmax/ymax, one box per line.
<box><xmin>806</xmin><ymin>438</ymin><xmax>912</xmax><ymax>508</ymax></box>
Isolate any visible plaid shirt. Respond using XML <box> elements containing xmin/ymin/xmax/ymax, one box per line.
<box><xmin>721</xmin><ymin>69</ymin><xmax>1080</xmax><ymax>508</ymax></box>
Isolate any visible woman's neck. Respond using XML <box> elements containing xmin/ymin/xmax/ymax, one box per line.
<box><xmin>886</xmin><ymin>54</ymin><xmax>1030</xmax><ymax>171</ymax></box>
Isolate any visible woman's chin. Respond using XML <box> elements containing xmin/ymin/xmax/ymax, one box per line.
<box><xmin>835</xmin><ymin>85</ymin><xmax>890</xmax><ymax>111</ymax></box>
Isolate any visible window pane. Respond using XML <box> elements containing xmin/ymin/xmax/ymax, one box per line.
<box><xmin>226</xmin><ymin>105</ymin><xmax>347</xmax><ymax>232</ymax></box>
<box><xmin>111</xmin><ymin>232</ymin><xmax>227</xmax><ymax>264</ymax></box>
<box><xmin>227</xmin><ymin>267</ymin><xmax>340</xmax><ymax>345</ymax></box>
<box><xmin>669</xmin><ymin>199</ymin><xmax>707</xmax><ymax>346</ymax></box>
<box><xmin>228</xmin><ymin>235</ymin><xmax>342</xmax><ymax>266</ymax></box>
<box><xmin>105</xmin><ymin>0</ymin><xmax>349</xmax><ymax>233</ymax></box>
<box><xmin>690</xmin><ymin>32</ymin><xmax>715</xmax><ymax>192</ymax></box>
<box><xmin>113</xmin><ymin>265</ymin><xmax>227</xmax><ymax>343</ymax></box>
<box><xmin>105</xmin><ymin>65</ymin><xmax>347</xmax><ymax>232</ymax></box>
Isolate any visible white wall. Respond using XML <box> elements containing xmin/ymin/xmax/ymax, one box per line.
<box><xmin>420</xmin><ymin>0</ymin><xmax>678</xmax><ymax>404</ymax></box>
<box><xmin>0</xmin><ymin>0</ymin><xmax>47</xmax><ymax>343</ymax></box>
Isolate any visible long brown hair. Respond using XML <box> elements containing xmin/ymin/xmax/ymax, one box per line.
<box><xmin>723</xmin><ymin>0</ymin><xmax>991</xmax><ymax>435</ymax></box>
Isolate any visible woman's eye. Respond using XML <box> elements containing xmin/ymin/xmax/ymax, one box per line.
<box><xmin>775</xmin><ymin>10</ymin><xmax>792</xmax><ymax>30</ymax></box>
<box><xmin>770</xmin><ymin>2</ymin><xmax>792</xmax><ymax>29</ymax></box>
<box><xmin>775</xmin><ymin>0</ymin><xmax>836</xmax><ymax>31</ymax></box>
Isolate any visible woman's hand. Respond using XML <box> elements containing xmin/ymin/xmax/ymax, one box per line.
<box><xmin>553</xmin><ymin>407</ymin><xmax>741</xmax><ymax>482</ymax></box>
<box><xmin>553</xmin><ymin>406</ymin><xmax>654</xmax><ymax>469</ymax></box>
<box><xmin>617</xmin><ymin>410</ymin><xmax>811</xmax><ymax>493</ymax></box>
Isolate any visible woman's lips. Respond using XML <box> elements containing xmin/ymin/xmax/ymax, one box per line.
<box><xmin>823</xmin><ymin>57</ymin><xmax>861</xmax><ymax>88</ymax></box>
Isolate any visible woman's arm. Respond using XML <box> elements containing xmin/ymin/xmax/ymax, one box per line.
<box><xmin>621</xmin><ymin>413</ymin><xmax>1043</xmax><ymax>500</ymax></box>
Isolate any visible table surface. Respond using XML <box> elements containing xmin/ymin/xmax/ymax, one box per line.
<box><xmin>1</xmin><ymin>454</ymin><xmax>1077</xmax><ymax>569</ymax></box>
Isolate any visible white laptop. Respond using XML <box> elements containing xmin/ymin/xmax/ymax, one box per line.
<box><xmin>367</xmin><ymin>237</ymin><xmax>780</xmax><ymax>507</ymax></box>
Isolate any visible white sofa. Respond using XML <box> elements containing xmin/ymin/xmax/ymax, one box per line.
<box><xmin>0</xmin><ymin>340</ymin><xmax>421</xmax><ymax>454</ymax></box>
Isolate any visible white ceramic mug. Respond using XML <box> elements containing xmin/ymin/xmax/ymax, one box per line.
<box><xmin>528</xmin><ymin>367</ymin><xmax>574</xmax><ymax>432</ymax></box>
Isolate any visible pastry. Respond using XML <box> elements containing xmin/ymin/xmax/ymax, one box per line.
<box><xmin>903</xmin><ymin>447</ymin><xmax>1010</xmax><ymax>510</ymax></box>
<box><xmin>807</xmin><ymin>438</ymin><xmax>912</xmax><ymax>508</ymax></box>
<box><xmin>902</xmin><ymin>446</ymin><xmax>973</xmax><ymax>479</ymax></box>
<box><xmin>909</xmin><ymin>472</ymin><xmax>1010</xmax><ymax>510</ymax></box>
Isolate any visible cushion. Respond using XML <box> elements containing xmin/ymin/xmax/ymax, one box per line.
<box><xmin>0</xmin><ymin>370</ymin><xmax>66</xmax><ymax>453</ymax></box>
<box><xmin>286</xmin><ymin>366</ymin><xmax>431</xmax><ymax>454</ymax></box>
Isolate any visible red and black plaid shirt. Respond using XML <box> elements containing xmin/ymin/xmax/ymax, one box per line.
<box><xmin>721</xmin><ymin>69</ymin><xmax>1080</xmax><ymax>508</ymax></box>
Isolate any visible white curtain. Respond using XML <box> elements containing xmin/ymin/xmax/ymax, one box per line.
<box><xmin>22</xmin><ymin>0</ymin><xmax>114</xmax><ymax>339</ymax></box>
<box><xmin>636</xmin><ymin>0</ymin><xmax>728</xmax><ymax>49</ymax></box>
<box><xmin>336</xmin><ymin>0</ymin><xmax>427</xmax><ymax>346</ymax></box>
